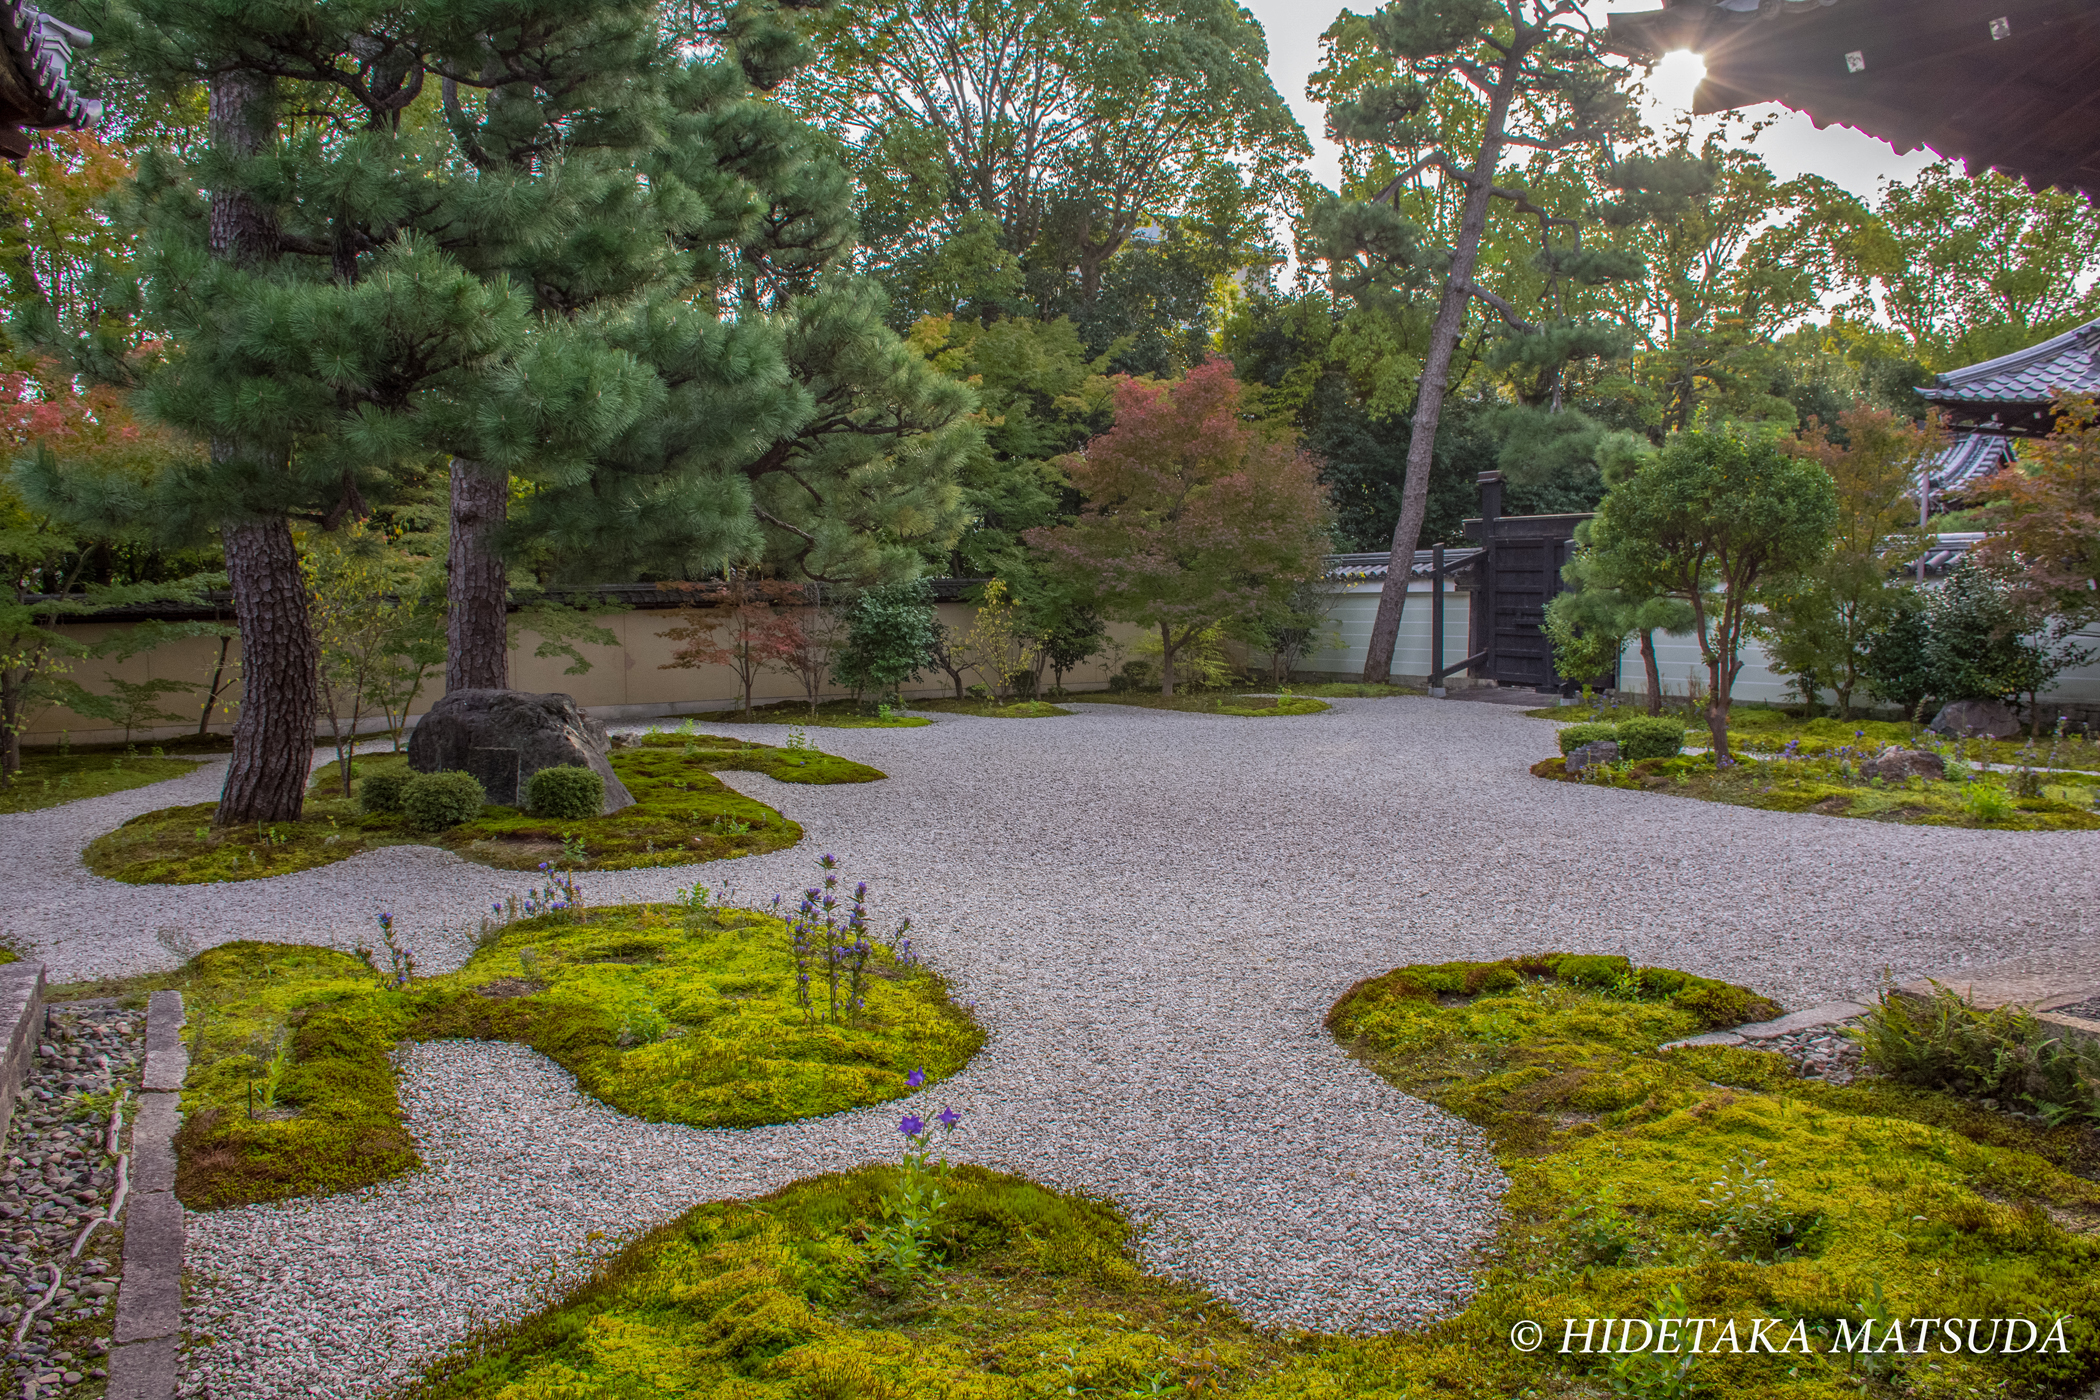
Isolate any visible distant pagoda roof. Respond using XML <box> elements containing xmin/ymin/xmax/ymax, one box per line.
<box><xmin>1606</xmin><ymin>0</ymin><xmax>2100</xmax><ymax>201</ymax></box>
<box><xmin>0</xmin><ymin>1</ymin><xmax>99</xmax><ymax>158</ymax></box>
<box><xmin>1916</xmin><ymin>319</ymin><xmax>2100</xmax><ymax>436</ymax></box>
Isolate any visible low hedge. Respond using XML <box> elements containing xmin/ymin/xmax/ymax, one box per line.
<box><xmin>1556</xmin><ymin>717</ymin><xmax>1685</xmax><ymax>760</ymax></box>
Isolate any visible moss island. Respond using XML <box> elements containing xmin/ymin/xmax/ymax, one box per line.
<box><xmin>84</xmin><ymin>732</ymin><xmax>882</xmax><ymax>884</ymax></box>
<box><xmin>172</xmin><ymin>892</ymin><xmax>979</xmax><ymax>1209</ymax></box>
<box><xmin>383</xmin><ymin>954</ymin><xmax>2100</xmax><ymax>1399</ymax></box>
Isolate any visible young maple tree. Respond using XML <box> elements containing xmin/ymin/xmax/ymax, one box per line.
<box><xmin>1977</xmin><ymin>393</ymin><xmax>2100</xmax><ymax>632</ymax></box>
<box><xmin>658</xmin><ymin>582</ymin><xmax>805</xmax><ymax>715</ymax></box>
<box><xmin>1026</xmin><ymin>360</ymin><xmax>1331</xmax><ymax>694</ymax></box>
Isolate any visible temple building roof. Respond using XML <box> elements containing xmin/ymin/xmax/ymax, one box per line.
<box><xmin>1607</xmin><ymin>0</ymin><xmax>2100</xmax><ymax>201</ymax></box>
<box><xmin>0</xmin><ymin>2</ymin><xmax>100</xmax><ymax>159</ymax></box>
<box><xmin>1916</xmin><ymin>318</ymin><xmax>2100</xmax><ymax>436</ymax></box>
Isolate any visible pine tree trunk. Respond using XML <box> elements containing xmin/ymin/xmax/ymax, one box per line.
<box><xmin>1641</xmin><ymin>630</ymin><xmax>1662</xmax><ymax>716</ymax></box>
<box><xmin>447</xmin><ymin>457</ymin><xmax>509</xmax><ymax>692</ymax></box>
<box><xmin>217</xmin><ymin>518</ymin><xmax>316</xmax><ymax>825</ymax></box>
<box><xmin>1359</xmin><ymin>66</ymin><xmax>1521</xmax><ymax>683</ymax></box>
<box><xmin>206</xmin><ymin>69</ymin><xmax>314</xmax><ymax>827</ymax></box>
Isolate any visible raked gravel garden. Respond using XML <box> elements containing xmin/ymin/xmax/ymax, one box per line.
<box><xmin>4</xmin><ymin>695</ymin><xmax>2099</xmax><ymax>1397</ymax></box>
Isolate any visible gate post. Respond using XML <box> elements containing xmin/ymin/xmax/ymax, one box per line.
<box><xmin>1430</xmin><ymin>544</ymin><xmax>1445</xmax><ymax>696</ymax></box>
<box><xmin>1477</xmin><ymin>472</ymin><xmax>1502</xmax><ymax>680</ymax></box>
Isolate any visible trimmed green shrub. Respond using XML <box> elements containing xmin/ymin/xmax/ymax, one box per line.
<box><xmin>1615</xmin><ymin>715</ymin><xmax>1686</xmax><ymax>760</ymax></box>
<box><xmin>528</xmin><ymin>764</ymin><xmax>605</xmax><ymax>820</ymax></box>
<box><xmin>1557</xmin><ymin>721</ymin><xmax>1617</xmax><ymax>755</ymax></box>
<box><xmin>358</xmin><ymin>768</ymin><xmax>412</xmax><ymax>815</ymax></box>
<box><xmin>400</xmin><ymin>770</ymin><xmax>486</xmax><ymax>832</ymax></box>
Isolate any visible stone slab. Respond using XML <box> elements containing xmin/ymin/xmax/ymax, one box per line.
<box><xmin>106</xmin><ymin>1335</ymin><xmax>178</xmax><ymax>1400</ymax></box>
<box><xmin>140</xmin><ymin>1045</ymin><xmax>188</xmax><ymax>1094</ymax></box>
<box><xmin>1659</xmin><ymin>1001</ymin><xmax>1868</xmax><ymax>1053</ymax></box>
<box><xmin>113</xmin><ymin>1188</ymin><xmax>183</xmax><ymax>1344</ymax></box>
<box><xmin>143</xmin><ymin>991</ymin><xmax>184</xmax><ymax>1054</ymax></box>
<box><xmin>130</xmin><ymin>1092</ymin><xmax>179</xmax><ymax>1195</ymax></box>
<box><xmin>1732</xmin><ymin>1002</ymin><xmax>1871</xmax><ymax>1040</ymax></box>
<box><xmin>0</xmin><ymin>961</ymin><xmax>45</xmax><ymax>1151</ymax></box>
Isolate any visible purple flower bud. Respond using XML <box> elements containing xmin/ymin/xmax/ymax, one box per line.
<box><xmin>937</xmin><ymin>1107</ymin><xmax>960</xmax><ymax>1129</ymax></box>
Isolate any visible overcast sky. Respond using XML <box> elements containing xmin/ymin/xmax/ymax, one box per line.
<box><xmin>1242</xmin><ymin>0</ymin><xmax>1942</xmax><ymax>200</ymax></box>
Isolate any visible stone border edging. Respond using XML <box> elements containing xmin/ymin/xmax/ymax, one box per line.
<box><xmin>1659</xmin><ymin>1000</ymin><xmax>1869</xmax><ymax>1051</ymax></box>
<box><xmin>109</xmin><ymin>989</ymin><xmax>184</xmax><ymax>1400</ymax></box>
<box><xmin>0</xmin><ymin>962</ymin><xmax>47</xmax><ymax>1149</ymax></box>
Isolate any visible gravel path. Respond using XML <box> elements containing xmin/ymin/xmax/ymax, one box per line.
<box><xmin>5</xmin><ymin>699</ymin><xmax>2099</xmax><ymax>1397</ymax></box>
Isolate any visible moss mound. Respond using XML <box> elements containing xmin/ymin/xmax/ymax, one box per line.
<box><xmin>907</xmin><ymin>698</ymin><xmax>1074</xmax><ymax>718</ymax></box>
<box><xmin>174</xmin><ymin>896</ymin><xmax>980</xmax><ymax>1209</ymax></box>
<box><xmin>679</xmin><ymin>700</ymin><xmax>932</xmax><ymax>728</ymax></box>
<box><xmin>379</xmin><ymin>955</ymin><xmax>2100</xmax><ymax>1400</ymax></box>
<box><xmin>1308</xmin><ymin>957</ymin><xmax>2100</xmax><ymax>1399</ymax></box>
<box><xmin>396</xmin><ymin>1165</ymin><xmax>1287</xmax><ymax>1400</ymax></box>
<box><xmin>1534</xmin><ymin>751</ymin><xmax>2100</xmax><ymax>830</ymax></box>
<box><xmin>0</xmin><ymin>749</ymin><xmax>199</xmax><ymax>814</ymax></box>
<box><xmin>84</xmin><ymin>735</ymin><xmax>883</xmax><ymax>884</ymax></box>
<box><xmin>1065</xmin><ymin>692</ymin><xmax>1332</xmax><ymax>716</ymax></box>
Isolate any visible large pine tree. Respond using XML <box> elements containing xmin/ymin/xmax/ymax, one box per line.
<box><xmin>61</xmin><ymin>0</ymin><xmax>973</xmax><ymax>818</ymax></box>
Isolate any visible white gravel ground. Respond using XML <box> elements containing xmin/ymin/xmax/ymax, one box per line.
<box><xmin>5</xmin><ymin>698</ymin><xmax>2099</xmax><ymax>1397</ymax></box>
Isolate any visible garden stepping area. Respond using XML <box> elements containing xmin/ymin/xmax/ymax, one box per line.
<box><xmin>4</xmin><ymin>698</ymin><xmax>2099</xmax><ymax>1395</ymax></box>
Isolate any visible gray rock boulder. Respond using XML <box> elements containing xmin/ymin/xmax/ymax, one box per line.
<box><xmin>1863</xmin><ymin>747</ymin><xmax>1945</xmax><ymax>783</ymax></box>
<box><xmin>407</xmin><ymin>690</ymin><xmax>635</xmax><ymax>814</ymax></box>
<box><xmin>1566</xmin><ymin>739</ymin><xmax>1621</xmax><ymax>773</ymax></box>
<box><xmin>1927</xmin><ymin>698</ymin><xmax>2022</xmax><ymax>740</ymax></box>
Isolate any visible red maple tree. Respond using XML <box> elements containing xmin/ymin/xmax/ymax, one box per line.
<box><xmin>1025</xmin><ymin>360</ymin><xmax>1330</xmax><ymax>694</ymax></box>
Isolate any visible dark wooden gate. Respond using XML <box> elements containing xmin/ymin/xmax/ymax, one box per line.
<box><xmin>1430</xmin><ymin>472</ymin><xmax>1596</xmax><ymax>694</ymax></box>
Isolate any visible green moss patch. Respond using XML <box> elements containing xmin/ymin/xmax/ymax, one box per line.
<box><xmin>676</xmin><ymin>700</ymin><xmax>932</xmax><ymax>728</ymax></box>
<box><xmin>0</xmin><ymin>748</ymin><xmax>201</xmax><ymax>813</ymax></box>
<box><xmin>83</xmin><ymin>735</ymin><xmax>883</xmax><ymax>884</ymax></box>
<box><xmin>387</xmin><ymin>955</ymin><xmax>2100</xmax><ymax>1400</ymax></box>
<box><xmin>174</xmin><ymin>898</ymin><xmax>981</xmax><ymax>1209</ymax></box>
<box><xmin>1534</xmin><ymin>751</ymin><xmax>2100</xmax><ymax>830</ymax></box>
<box><xmin>397</xmin><ymin>1164</ymin><xmax>1289</xmax><ymax>1400</ymax></box>
<box><xmin>907</xmin><ymin>697</ymin><xmax>1074</xmax><ymax>717</ymax></box>
<box><xmin>1065</xmin><ymin>691</ymin><xmax>1333</xmax><ymax>716</ymax></box>
<box><xmin>1536</xmin><ymin>706</ymin><xmax>2100</xmax><ymax>774</ymax></box>
<box><xmin>1298</xmin><ymin>958</ymin><xmax>2100</xmax><ymax>1400</ymax></box>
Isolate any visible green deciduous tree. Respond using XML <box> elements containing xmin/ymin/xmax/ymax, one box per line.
<box><xmin>1755</xmin><ymin>406</ymin><xmax>1936</xmax><ymax>718</ymax></box>
<box><xmin>1585</xmin><ymin>428</ymin><xmax>1836</xmax><ymax>757</ymax></box>
<box><xmin>784</xmin><ymin>0</ymin><xmax>1307</xmax><ymax>325</ymax></box>
<box><xmin>1025</xmin><ymin>360</ymin><xmax>1330</xmax><ymax>694</ymax></box>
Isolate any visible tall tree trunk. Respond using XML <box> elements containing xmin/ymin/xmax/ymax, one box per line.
<box><xmin>447</xmin><ymin>457</ymin><xmax>509</xmax><ymax>692</ymax></box>
<box><xmin>217</xmin><ymin>518</ymin><xmax>317</xmax><ymax>824</ymax></box>
<box><xmin>1640</xmin><ymin>629</ymin><xmax>1662</xmax><ymax>716</ymax></box>
<box><xmin>207</xmin><ymin>70</ymin><xmax>313</xmax><ymax>826</ymax></box>
<box><xmin>1359</xmin><ymin>65</ymin><xmax>1521</xmax><ymax>682</ymax></box>
<box><xmin>1159</xmin><ymin>622</ymin><xmax>1176</xmax><ymax>696</ymax></box>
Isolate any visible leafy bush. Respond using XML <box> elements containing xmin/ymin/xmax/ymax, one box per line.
<box><xmin>1558</xmin><ymin>721</ymin><xmax>1617</xmax><ymax>755</ymax></box>
<box><xmin>1856</xmin><ymin>985</ymin><xmax>2100</xmax><ymax>1124</ymax></box>
<box><xmin>1615</xmin><ymin>715</ymin><xmax>1686</xmax><ymax>760</ymax></box>
<box><xmin>400</xmin><ymin>770</ymin><xmax>486</xmax><ymax>832</ymax></box>
<box><xmin>528</xmin><ymin>764</ymin><xmax>605</xmax><ymax>820</ymax></box>
<box><xmin>1106</xmin><ymin>659</ymin><xmax>1158</xmax><ymax>694</ymax></box>
<box><xmin>358</xmin><ymin>768</ymin><xmax>412</xmax><ymax>815</ymax></box>
<box><xmin>830</xmin><ymin>579</ymin><xmax>938</xmax><ymax>702</ymax></box>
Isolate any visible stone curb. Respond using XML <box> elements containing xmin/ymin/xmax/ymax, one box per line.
<box><xmin>0</xmin><ymin>963</ymin><xmax>47</xmax><ymax>1152</ymax></box>
<box><xmin>109</xmin><ymin>990</ymin><xmax>184</xmax><ymax>1400</ymax></box>
<box><xmin>1658</xmin><ymin>1001</ymin><xmax>1869</xmax><ymax>1052</ymax></box>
